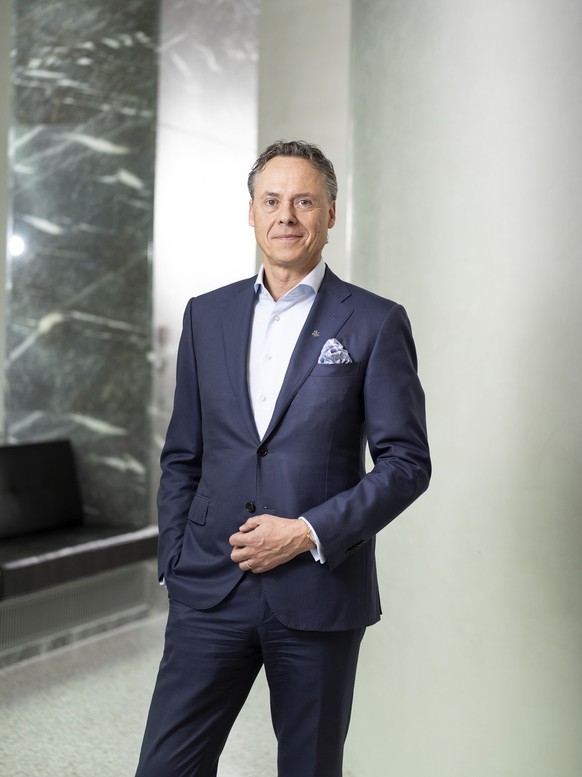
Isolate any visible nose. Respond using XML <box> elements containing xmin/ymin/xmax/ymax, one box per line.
<box><xmin>278</xmin><ymin>203</ymin><xmax>297</xmax><ymax>224</ymax></box>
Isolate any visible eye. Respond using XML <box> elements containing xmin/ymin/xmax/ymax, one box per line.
<box><xmin>265</xmin><ymin>198</ymin><xmax>278</xmax><ymax>207</ymax></box>
<box><xmin>297</xmin><ymin>199</ymin><xmax>313</xmax><ymax>207</ymax></box>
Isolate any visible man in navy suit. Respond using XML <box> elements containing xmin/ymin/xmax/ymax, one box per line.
<box><xmin>136</xmin><ymin>140</ymin><xmax>430</xmax><ymax>777</ymax></box>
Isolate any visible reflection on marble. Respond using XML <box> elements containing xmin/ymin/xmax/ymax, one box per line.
<box><xmin>151</xmin><ymin>0</ymin><xmax>259</xmax><ymax>478</ymax></box>
<box><xmin>5</xmin><ymin>0</ymin><xmax>159</xmax><ymax>527</ymax></box>
<box><xmin>158</xmin><ymin>0</ymin><xmax>258</xmax><ymax>144</ymax></box>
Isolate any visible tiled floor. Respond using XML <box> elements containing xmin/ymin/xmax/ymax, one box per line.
<box><xmin>0</xmin><ymin>613</ymin><xmax>277</xmax><ymax>777</ymax></box>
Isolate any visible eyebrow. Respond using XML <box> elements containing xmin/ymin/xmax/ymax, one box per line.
<box><xmin>262</xmin><ymin>191</ymin><xmax>315</xmax><ymax>199</ymax></box>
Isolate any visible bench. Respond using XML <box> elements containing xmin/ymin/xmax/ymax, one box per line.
<box><xmin>0</xmin><ymin>439</ymin><xmax>158</xmax><ymax>601</ymax></box>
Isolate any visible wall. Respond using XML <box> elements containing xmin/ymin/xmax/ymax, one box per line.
<box><xmin>3</xmin><ymin>0</ymin><xmax>159</xmax><ymax>527</ymax></box>
<box><xmin>151</xmin><ymin>0</ymin><xmax>259</xmax><ymax>474</ymax></box>
<box><xmin>257</xmin><ymin>0</ymin><xmax>352</xmax><ymax>279</ymax></box>
<box><xmin>1</xmin><ymin>0</ymin><xmax>259</xmax><ymax>521</ymax></box>
<box><xmin>0</xmin><ymin>0</ymin><xmax>11</xmax><ymax>440</ymax></box>
<box><xmin>347</xmin><ymin>2</ymin><xmax>582</xmax><ymax>776</ymax></box>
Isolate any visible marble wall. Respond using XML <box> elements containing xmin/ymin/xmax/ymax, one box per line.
<box><xmin>5</xmin><ymin>0</ymin><xmax>159</xmax><ymax>527</ymax></box>
<box><xmin>0</xmin><ymin>0</ymin><xmax>10</xmax><ymax>438</ymax></box>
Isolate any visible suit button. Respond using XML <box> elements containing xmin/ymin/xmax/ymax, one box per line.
<box><xmin>257</xmin><ymin>445</ymin><xmax>268</xmax><ymax>457</ymax></box>
<box><xmin>245</xmin><ymin>502</ymin><xmax>256</xmax><ymax>513</ymax></box>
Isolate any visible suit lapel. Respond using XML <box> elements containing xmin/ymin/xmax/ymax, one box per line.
<box><xmin>263</xmin><ymin>267</ymin><xmax>354</xmax><ymax>440</ymax></box>
<box><xmin>220</xmin><ymin>278</ymin><xmax>260</xmax><ymax>440</ymax></box>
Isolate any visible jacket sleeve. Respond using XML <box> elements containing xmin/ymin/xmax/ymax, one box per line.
<box><xmin>303</xmin><ymin>303</ymin><xmax>431</xmax><ymax>570</ymax></box>
<box><xmin>156</xmin><ymin>299</ymin><xmax>203</xmax><ymax>581</ymax></box>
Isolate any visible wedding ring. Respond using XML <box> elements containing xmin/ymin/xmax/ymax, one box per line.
<box><xmin>246</xmin><ymin>560</ymin><xmax>253</xmax><ymax>572</ymax></box>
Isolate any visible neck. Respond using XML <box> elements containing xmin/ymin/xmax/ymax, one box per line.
<box><xmin>262</xmin><ymin>260</ymin><xmax>320</xmax><ymax>302</ymax></box>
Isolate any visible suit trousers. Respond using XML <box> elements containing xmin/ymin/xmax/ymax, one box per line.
<box><xmin>135</xmin><ymin>572</ymin><xmax>365</xmax><ymax>777</ymax></box>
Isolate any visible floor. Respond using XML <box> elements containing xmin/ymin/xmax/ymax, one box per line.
<box><xmin>0</xmin><ymin>613</ymin><xmax>277</xmax><ymax>777</ymax></box>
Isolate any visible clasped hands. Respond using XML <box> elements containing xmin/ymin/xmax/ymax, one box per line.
<box><xmin>229</xmin><ymin>514</ymin><xmax>315</xmax><ymax>574</ymax></box>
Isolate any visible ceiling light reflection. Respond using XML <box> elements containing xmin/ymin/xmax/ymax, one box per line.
<box><xmin>8</xmin><ymin>234</ymin><xmax>26</xmax><ymax>257</ymax></box>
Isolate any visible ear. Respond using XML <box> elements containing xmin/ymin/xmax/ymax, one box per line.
<box><xmin>328</xmin><ymin>201</ymin><xmax>336</xmax><ymax>229</ymax></box>
<box><xmin>248</xmin><ymin>199</ymin><xmax>255</xmax><ymax>227</ymax></box>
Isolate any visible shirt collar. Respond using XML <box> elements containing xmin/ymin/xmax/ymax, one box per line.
<box><xmin>254</xmin><ymin>260</ymin><xmax>326</xmax><ymax>299</ymax></box>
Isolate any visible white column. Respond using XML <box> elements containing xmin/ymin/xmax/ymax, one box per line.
<box><xmin>257</xmin><ymin>0</ymin><xmax>352</xmax><ymax>280</ymax></box>
<box><xmin>348</xmin><ymin>2</ymin><xmax>582</xmax><ymax>776</ymax></box>
<box><xmin>152</xmin><ymin>0</ymin><xmax>259</xmax><ymax>458</ymax></box>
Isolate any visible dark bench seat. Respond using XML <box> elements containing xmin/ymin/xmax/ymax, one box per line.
<box><xmin>0</xmin><ymin>524</ymin><xmax>158</xmax><ymax>600</ymax></box>
<box><xmin>0</xmin><ymin>440</ymin><xmax>158</xmax><ymax>601</ymax></box>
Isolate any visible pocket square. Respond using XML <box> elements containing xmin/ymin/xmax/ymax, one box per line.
<box><xmin>318</xmin><ymin>338</ymin><xmax>352</xmax><ymax>364</ymax></box>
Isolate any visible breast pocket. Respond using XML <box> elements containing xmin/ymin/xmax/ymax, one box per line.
<box><xmin>297</xmin><ymin>362</ymin><xmax>362</xmax><ymax>423</ymax></box>
<box><xmin>310</xmin><ymin>362</ymin><xmax>360</xmax><ymax>378</ymax></box>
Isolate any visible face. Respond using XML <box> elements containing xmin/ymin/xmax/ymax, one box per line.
<box><xmin>248</xmin><ymin>156</ymin><xmax>336</xmax><ymax>277</ymax></box>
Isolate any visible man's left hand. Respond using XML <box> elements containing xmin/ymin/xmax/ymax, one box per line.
<box><xmin>229</xmin><ymin>515</ymin><xmax>315</xmax><ymax>573</ymax></box>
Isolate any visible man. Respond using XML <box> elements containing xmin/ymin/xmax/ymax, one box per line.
<box><xmin>136</xmin><ymin>141</ymin><xmax>430</xmax><ymax>777</ymax></box>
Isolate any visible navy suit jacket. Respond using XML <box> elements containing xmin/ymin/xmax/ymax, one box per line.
<box><xmin>157</xmin><ymin>266</ymin><xmax>430</xmax><ymax>631</ymax></box>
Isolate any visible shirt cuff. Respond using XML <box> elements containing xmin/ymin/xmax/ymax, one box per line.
<box><xmin>298</xmin><ymin>516</ymin><xmax>326</xmax><ymax>564</ymax></box>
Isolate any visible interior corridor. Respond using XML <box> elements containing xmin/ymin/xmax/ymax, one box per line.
<box><xmin>0</xmin><ymin>614</ymin><xmax>279</xmax><ymax>777</ymax></box>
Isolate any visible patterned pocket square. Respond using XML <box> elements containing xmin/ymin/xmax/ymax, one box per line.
<box><xmin>318</xmin><ymin>338</ymin><xmax>352</xmax><ymax>364</ymax></box>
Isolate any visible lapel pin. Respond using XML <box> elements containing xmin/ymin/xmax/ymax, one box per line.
<box><xmin>312</xmin><ymin>330</ymin><xmax>320</xmax><ymax>337</ymax></box>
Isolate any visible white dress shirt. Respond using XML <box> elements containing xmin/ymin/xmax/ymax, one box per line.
<box><xmin>248</xmin><ymin>260</ymin><xmax>326</xmax><ymax>563</ymax></box>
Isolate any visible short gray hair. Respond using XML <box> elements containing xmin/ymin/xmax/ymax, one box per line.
<box><xmin>247</xmin><ymin>140</ymin><xmax>337</xmax><ymax>202</ymax></box>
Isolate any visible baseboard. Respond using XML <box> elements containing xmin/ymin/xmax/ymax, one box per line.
<box><xmin>0</xmin><ymin>560</ymin><xmax>166</xmax><ymax>668</ymax></box>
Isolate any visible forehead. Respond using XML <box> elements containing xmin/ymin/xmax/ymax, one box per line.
<box><xmin>256</xmin><ymin>156</ymin><xmax>327</xmax><ymax>196</ymax></box>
